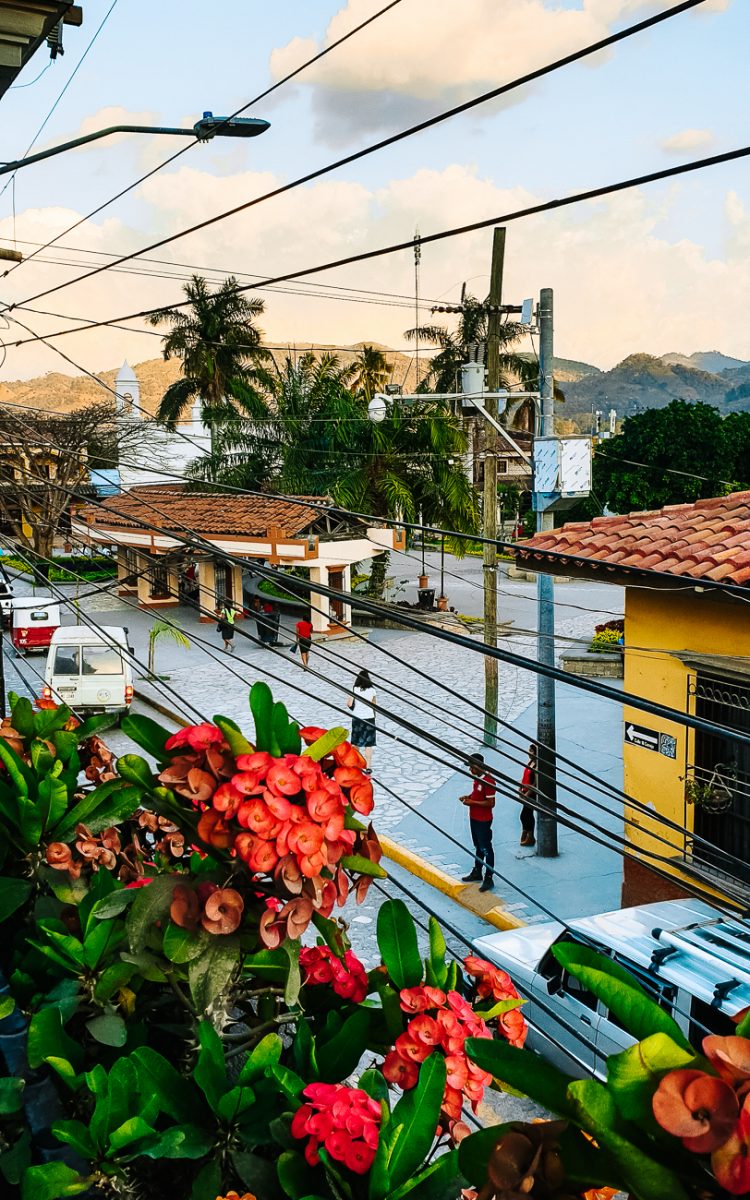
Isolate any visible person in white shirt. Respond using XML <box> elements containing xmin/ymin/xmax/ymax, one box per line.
<box><xmin>346</xmin><ymin>668</ymin><xmax>377</xmax><ymax>772</ymax></box>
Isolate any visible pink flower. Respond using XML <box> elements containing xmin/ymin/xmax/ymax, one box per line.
<box><xmin>165</xmin><ymin>722</ymin><xmax>224</xmax><ymax>753</ymax></box>
<box><xmin>291</xmin><ymin>1083</ymin><xmax>381</xmax><ymax>1175</ymax></box>
<box><xmin>235</xmin><ymin>750</ymin><xmax>273</xmax><ymax>774</ymax></box>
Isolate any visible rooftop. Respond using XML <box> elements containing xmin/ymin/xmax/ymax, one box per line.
<box><xmin>517</xmin><ymin>490</ymin><xmax>750</xmax><ymax>588</ymax></box>
<box><xmin>80</xmin><ymin>484</ymin><xmax>323</xmax><ymax>539</ymax></box>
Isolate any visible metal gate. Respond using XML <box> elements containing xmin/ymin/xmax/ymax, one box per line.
<box><xmin>685</xmin><ymin>672</ymin><xmax>750</xmax><ymax>885</ymax></box>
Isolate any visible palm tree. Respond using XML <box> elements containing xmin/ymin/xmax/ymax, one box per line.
<box><xmin>147</xmin><ymin>275</ymin><xmax>273</xmax><ymax>453</ymax></box>
<box><xmin>345</xmin><ymin>345</ymin><xmax>389</xmax><ymax>401</ymax></box>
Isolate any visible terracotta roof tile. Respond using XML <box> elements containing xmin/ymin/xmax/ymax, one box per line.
<box><xmin>80</xmin><ymin>485</ymin><xmax>321</xmax><ymax>539</ymax></box>
<box><xmin>517</xmin><ymin>489</ymin><xmax>750</xmax><ymax>588</ymax></box>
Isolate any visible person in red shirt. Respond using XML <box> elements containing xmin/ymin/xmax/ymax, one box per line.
<box><xmin>460</xmin><ymin>752</ymin><xmax>495</xmax><ymax>892</ymax></box>
<box><xmin>519</xmin><ymin>742</ymin><xmax>537</xmax><ymax>847</ymax></box>
<box><xmin>295</xmin><ymin>615</ymin><xmax>313</xmax><ymax>669</ymax></box>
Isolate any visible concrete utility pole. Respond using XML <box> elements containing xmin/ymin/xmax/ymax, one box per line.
<box><xmin>535</xmin><ymin>287</ymin><xmax>558</xmax><ymax>856</ymax></box>
<box><xmin>483</xmin><ymin>227</ymin><xmax>506</xmax><ymax>747</ymax></box>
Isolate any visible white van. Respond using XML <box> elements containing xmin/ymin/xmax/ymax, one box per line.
<box><xmin>44</xmin><ymin>626</ymin><xmax>134</xmax><ymax>714</ymax></box>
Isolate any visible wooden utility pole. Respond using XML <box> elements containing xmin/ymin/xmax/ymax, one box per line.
<box><xmin>483</xmin><ymin>227</ymin><xmax>506</xmax><ymax>746</ymax></box>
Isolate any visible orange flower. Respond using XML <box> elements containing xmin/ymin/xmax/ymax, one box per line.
<box><xmin>212</xmin><ymin>782</ymin><xmax>243</xmax><ymax>818</ymax></box>
<box><xmin>197</xmin><ymin>809</ymin><xmax>234</xmax><ymax>850</ymax></box>
<box><xmin>46</xmin><ymin>842</ymin><xmax>74</xmax><ymax>870</ymax></box>
<box><xmin>215</xmin><ymin>1193</ymin><xmax>256</xmax><ymax>1200</ymax></box>
<box><xmin>653</xmin><ymin>1069</ymin><xmax>739</xmax><ymax>1153</ymax></box>
<box><xmin>201</xmin><ymin>888</ymin><xmax>244</xmax><ymax>935</ymax></box>
<box><xmin>170</xmin><ymin>884</ymin><xmax>200</xmax><ymax>930</ymax></box>
<box><xmin>332</xmin><ymin>741</ymin><xmax>366</xmax><ymax>768</ymax></box>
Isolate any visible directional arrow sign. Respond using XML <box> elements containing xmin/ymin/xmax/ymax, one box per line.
<box><xmin>624</xmin><ymin>722</ymin><xmax>660</xmax><ymax>751</ymax></box>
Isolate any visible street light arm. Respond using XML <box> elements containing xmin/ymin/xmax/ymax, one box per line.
<box><xmin>464</xmin><ymin>395</ymin><xmax>532</xmax><ymax>466</ymax></box>
<box><xmin>0</xmin><ymin>114</ymin><xmax>270</xmax><ymax>176</ymax></box>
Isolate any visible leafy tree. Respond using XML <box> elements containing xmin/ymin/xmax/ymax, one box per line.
<box><xmin>593</xmin><ymin>399</ymin><xmax>734</xmax><ymax>513</ymax></box>
<box><xmin>345</xmin><ymin>344</ymin><xmax>389</xmax><ymax>401</ymax></box>
<box><xmin>147</xmin><ymin>274</ymin><xmax>273</xmax><ymax>452</ymax></box>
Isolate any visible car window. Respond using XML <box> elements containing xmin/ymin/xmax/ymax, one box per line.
<box><xmin>538</xmin><ymin>939</ymin><xmax>598</xmax><ymax>1011</ymax></box>
<box><xmin>689</xmin><ymin>996</ymin><xmax>735</xmax><ymax>1043</ymax></box>
<box><xmin>81</xmin><ymin>645</ymin><xmax>123</xmax><ymax>675</ymax></box>
<box><xmin>54</xmin><ymin>647</ymin><xmax>79</xmax><ymax>675</ymax></box>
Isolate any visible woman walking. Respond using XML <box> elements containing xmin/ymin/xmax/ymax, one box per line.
<box><xmin>519</xmin><ymin>742</ymin><xmax>537</xmax><ymax>847</ymax></box>
<box><xmin>347</xmin><ymin>668</ymin><xmax>377</xmax><ymax>773</ymax></box>
<box><xmin>216</xmin><ymin>602</ymin><xmax>236</xmax><ymax>653</ymax></box>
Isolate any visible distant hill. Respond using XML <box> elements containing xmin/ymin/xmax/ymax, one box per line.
<box><xmin>518</xmin><ymin>353</ymin><xmax>600</xmax><ymax>383</ymax></box>
<box><xmin>563</xmin><ymin>353</ymin><xmax>732</xmax><ymax>417</ymax></box>
<box><xmin>660</xmin><ymin>350</ymin><xmax>750</xmax><ymax>374</ymax></box>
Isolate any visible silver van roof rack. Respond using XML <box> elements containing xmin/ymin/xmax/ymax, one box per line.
<box><xmin>652</xmin><ymin>921</ymin><xmax>750</xmax><ymax>991</ymax></box>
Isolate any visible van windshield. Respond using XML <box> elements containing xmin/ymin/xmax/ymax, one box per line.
<box><xmin>53</xmin><ymin>647</ymin><xmax>79</xmax><ymax>675</ymax></box>
<box><xmin>81</xmin><ymin>645</ymin><xmax>123</xmax><ymax>675</ymax></box>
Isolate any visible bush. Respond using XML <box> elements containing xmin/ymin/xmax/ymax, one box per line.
<box><xmin>2</xmin><ymin>554</ymin><xmax>116</xmax><ymax>583</ymax></box>
<box><xmin>590</xmin><ymin>628</ymin><xmax>623</xmax><ymax>653</ymax></box>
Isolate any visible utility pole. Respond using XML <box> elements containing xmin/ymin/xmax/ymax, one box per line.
<box><xmin>535</xmin><ymin>287</ymin><xmax>558</xmax><ymax>856</ymax></box>
<box><xmin>414</xmin><ymin>227</ymin><xmax>421</xmax><ymax>392</ymax></box>
<box><xmin>483</xmin><ymin>227</ymin><xmax>506</xmax><ymax>747</ymax></box>
<box><xmin>0</xmin><ymin>622</ymin><xmax>6</xmax><ymax>719</ymax></box>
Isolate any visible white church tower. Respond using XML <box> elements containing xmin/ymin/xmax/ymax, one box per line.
<box><xmin>114</xmin><ymin>361</ymin><xmax>211</xmax><ymax>491</ymax></box>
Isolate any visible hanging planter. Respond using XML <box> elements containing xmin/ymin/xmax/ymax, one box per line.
<box><xmin>684</xmin><ymin>765</ymin><xmax>735</xmax><ymax>814</ymax></box>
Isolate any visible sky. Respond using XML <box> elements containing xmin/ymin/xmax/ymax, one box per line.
<box><xmin>0</xmin><ymin>0</ymin><xmax>747</xmax><ymax>381</ymax></box>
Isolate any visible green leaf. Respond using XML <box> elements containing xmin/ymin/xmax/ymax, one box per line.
<box><xmin>126</xmin><ymin>874</ymin><xmax>178</xmax><ymax>952</ymax></box>
<box><xmin>387</xmin><ymin>1055</ymin><xmax>446</xmax><ymax>1189</ymax></box>
<box><xmin>0</xmin><ymin>735</ymin><xmax>32</xmax><ymax>798</ymax></box>
<box><xmin>28</xmin><ymin>1006</ymin><xmax>82</xmax><ymax>1071</ymax></box>
<box><xmin>89</xmin><ymin>889</ymin><xmax>138</xmax><ymax>921</ymax></box>
<box><xmin>86</xmin><ymin>1011</ymin><xmax>127</xmax><ymax>1047</ymax></box>
<box><xmin>340</xmin><ymin>853</ymin><xmax>387</xmax><ymax>878</ymax></box>
<box><xmin>0</xmin><ymin>1077</ymin><xmax>24</xmax><ymax>1115</ymax></box>
<box><xmin>302</xmin><ymin>726</ymin><xmax>347</xmax><ymax>762</ymax></box>
<box><xmin>477</xmin><ymin>996</ymin><xmax>525</xmax><ymax>1021</ymax></box>
<box><xmin>163</xmin><ymin>921</ymin><xmax>210</xmax><ymax>964</ymax></box>
<box><xmin>190</xmin><ymin>1159</ymin><xmax>222</xmax><ymax>1200</ymax></box>
<box><xmin>250</xmin><ymin>681</ymin><xmax>274</xmax><ymax>752</ymax></box>
<box><xmin>120</xmin><ymin>712</ymin><xmax>174</xmax><ymax>760</ymax></box>
<box><xmin>0</xmin><ymin>877</ymin><xmax>32</xmax><ymax>922</ymax></box>
<box><xmin>136</xmin><ymin>1124</ymin><xmax>214</xmax><ymax>1160</ymax></box>
<box><xmin>465</xmin><ymin>1039</ymin><xmax>574</xmax><ymax>1117</ymax></box>
<box><xmin>390</xmin><ymin>1148</ymin><xmax>464</xmax><ymax>1200</ymax></box>
<box><xmin>269</xmin><ymin>1063</ymin><xmax>305</xmax><ymax>1105</ymax></box>
<box><xmin>552</xmin><ymin>942</ymin><xmax>692</xmax><ymax>1052</ymax></box>
<box><xmin>117</xmin><ymin>753</ymin><xmax>157</xmax><ymax>789</ymax></box>
<box><xmin>567</xmin><ymin>1079</ymin><xmax>690</xmax><ymax>1200</ymax></box>
<box><xmin>317</xmin><ymin>1008</ymin><xmax>371</xmax><ymax>1083</ymax></box>
<box><xmin>607</xmin><ymin>1032</ymin><xmax>698</xmax><ymax>1124</ymax></box>
<box><xmin>213</xmin><ymin>714</ymin><xmax>254</xmax><ymax>756</ymax></box>
<box><xmin>238</xmin><ymin>1032</ymin><xmax>283</xmax><ymax>1084</ymax></box>
<box><xmin>231</xmin><ymin>1150</ymin><xmax>280</xmax><ymax>1196</ymax></box>
<box><xmin>277</xmin><ymin>1149</ymin><xmax>312</xmax><ymax>1200</ymax></box>
<box><xmin>33</xmin><ymin>703</ymin><xmax>73</xmax><ymax>739</ymax></box>
<box><xmin>37</xmin><ymin>771</ymin><xmax>68</xmax><ymax>833</ymax></box>
<box><xmin>359</xmin><ymin>1067</ymin><xmax>390</xmax><ymax>1106</ymax></box>
<box><xmin>368</xmin><ymin>1108</ymin><xmax>391</xmax><ymax>1200</ymax></box>
<box><xmin>0</xmin><ymin>1128</ymin><xmax>30</xmax><ymax>1186</ymax></box>
<box><xmin>30</xmin><ymin>738</ymin><xmax>55</xmax><ymax>777</ymax></box>
<box><xmin>737</xmin><ymin>1009</ymin><xmax>750</xmax><ymax>1038</ymax></box>
<box><xmin>108</xmin><ymin>1116</ymin><xmax>157</xmax><ymax>1153</ymax></box>
<box><xmin>189</xmin><ymin>934</ymin><xmax>239</xmax><ymax>1012</ymax></box>
<box><xmin>283</xmin><ymin>937</ymin><xmax>301</xmax><ymax>1007</ymax></box>
<box><xmin>376</xmin><ymin>898</ymin><xmax>422</xmax><ymax>989</ymax></box>
<box><xmin>21</xmin><ymin>1163</ymin><xmax>89</xmax><ymax>1200</ymax></box>
<box><xmin>53</xmin><ymin>778</ymin><xmax>138</xmax><ymax>841</ymax></box>
<box><xmin>217</xmin><ymin>1084</ymin><xmax>256</xmax><ymax>1122</ymax></box>
<box><xmin>75</xmin><ymin>711</ymin><xmax>119</xmax><ymax>741</ymax></box>
<box><xmin>49</xmin><ymin>1120</ymin><xmax>96</xmax><ymax>1159</ymax></box>
<box><xmin>0</xmin><ymin>995</ymin><xmax>15</xmax><ymax>1019</ymax></box>
<box><xmin>11</xmin><ymin>696</ymin><xmax>35</xmax><ymax>738</ymax></box>
<box><xmin>193</xmin><ymin>1020</ymin><xmax>227</xmax><ymax>1109</ymax></box>
<box><xmin>427</xmin><ymin>916</ymin><xmax>448</xmax><ymax>989</ymax></box>
<box><xmin>45</xmin><ymin>1057</ymin><xmax>84</xmax><ymax>1093</ymax></box>
<box><xmin>132</xmin><ymin>1046</ymin><xmax>205</xmax><ymax>1124</ymax></box>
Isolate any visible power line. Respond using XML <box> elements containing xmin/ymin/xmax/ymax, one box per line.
<box><xmin>2</xmin><ymin>0</ymin><xmax>406</xmax><ymax>280</ymax></box>
<box><xmin>5</xmin><ymin>0</ymin><xmax>711</xmax><ymax>313</ymax></box>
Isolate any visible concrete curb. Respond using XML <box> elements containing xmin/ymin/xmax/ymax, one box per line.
<box><xmin>133</xmin><ymin>688</ymin><xmax>525</xmax><ymax>933</ymax></box>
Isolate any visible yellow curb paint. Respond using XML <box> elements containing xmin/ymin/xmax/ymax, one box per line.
<box><xmin>134</xmin><ymin>693</ymin><xmax>525</xmax><ymax>933</ymax></box>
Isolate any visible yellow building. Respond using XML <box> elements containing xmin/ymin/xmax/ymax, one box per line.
<box><xmin>517</xmin><ymin>491</ymin><xmax>750</xmax><ymax>907</ymax></box>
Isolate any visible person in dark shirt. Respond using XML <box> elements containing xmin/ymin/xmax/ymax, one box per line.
<box><xmin>459</xmin><ymin>752</ymin><xmax>495</xmax><ymax>892</ymax></box>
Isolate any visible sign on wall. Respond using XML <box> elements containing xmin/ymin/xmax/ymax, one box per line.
<box><xmin>624</xmin><ymin>722</ymin><xmax>677</xmax><ymax>759</ymax></box>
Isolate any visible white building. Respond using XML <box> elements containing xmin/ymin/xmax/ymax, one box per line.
<box><xmin>114</xmin><ymin>361</ymin><xmax>211</xmax><ymax>490</ymax></box>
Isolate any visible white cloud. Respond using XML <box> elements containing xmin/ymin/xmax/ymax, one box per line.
<box><xmin>660</xmin><ymin>128</ymin><xmax>715</xmax><ymax>154</ymax></box>
<box><xmin>1</xmin><ymin>159</ymin><xmax>749</xmax><ymax>382</ymax></box>
<box><xmin>40</xmin><ymin>106</ymin><xmax>160</xmax><ymax>155</ymax></box>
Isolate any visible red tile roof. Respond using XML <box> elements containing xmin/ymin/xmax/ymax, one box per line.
<box><xmin>517</xmin><ymin>490</ymin><xmax>750</xmax><ymax>587</ymax></box>
<box><xmin>81</xmin><ymin>485</ymin><xmax>321</xmax><ymax>538</ymax></box>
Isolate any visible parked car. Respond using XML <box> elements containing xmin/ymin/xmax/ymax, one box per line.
<box><xmin>43</xmin><ymin>626</ymin><xmax>134</xmax><ymax>713</ymax></box>
<box><xmin>473</xmin><ymin>899</ymin><xmax>750</xmax><ymax>1079</ymax></box>
<box><xmin>11</xmin><ymin>595</ymin><xmax>60</xmax><ymax>654</ymax></box>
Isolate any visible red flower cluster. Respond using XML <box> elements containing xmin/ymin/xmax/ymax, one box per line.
<box><xmin>300</xmin><ymin>945</ymin><xmax>369</xmax><ymax>1003</ymax></box>
<box><xmin>291</xmin><ymin>1082</ymin><xmax>381</xmax><ymax>1174</ymax></box>
<box><xmin>383</xmin><ymin>984</ymin><xmax>494</xmax><ymax>1130</ymax></box>
<box><xmin>654</xmin><ymin>1034</ymin><xmax>750</xmax><ymax>1194</ymax></box>
<box><xmin>463</xmin><ymin>955</ymin><xmax>528</xmax><ymax>1048</ymax></box>
<box><xmin>156</xmin><ymin>723</ymin><xmax>382</xmax><ymax>947</ymax></box>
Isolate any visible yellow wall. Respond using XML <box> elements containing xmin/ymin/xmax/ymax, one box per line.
<box><xmin>623</xmin><ymin>587</ymin><xmax>750</xmax><ymax>884</ymax></box>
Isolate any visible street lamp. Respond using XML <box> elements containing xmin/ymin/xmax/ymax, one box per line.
<box><xmin>367</xmin><ymin>394</ymin><xmax>389</xmax><ymax>423</ymax></box>
<box><xmin>0</xmin><ymin>111</ymin><xmax>270</xmax><ymax>177</ymax></box>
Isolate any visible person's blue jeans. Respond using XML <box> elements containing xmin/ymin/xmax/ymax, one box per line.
<box><xmin>470</xmin><ymin>818</ymin><xmax>495</xmax><ymax>873</ymax></box>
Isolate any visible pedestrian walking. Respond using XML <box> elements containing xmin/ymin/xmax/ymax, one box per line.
<box><xmin>346</xmin><ymin>668</ymin><xmax>376</xmax><ymax>773</ymax></box>
<box><xmin>460</xmin><ymin>752</ymin><xmax>495</xmax><ymax>892</ymax></box>
<box><xmin>519</xmin><ymin>742</ymin><xmax>537</xmax><ymax>847</ymax></box>
<box><xmin>294</xmin><ymin>614</ymin><xmax>313</xmax><ymax>669</ymax></box>
<box><xmin>215</xmin><ymin>603</ymin><xmax>236</xmax><ymax>653</ymax></box>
